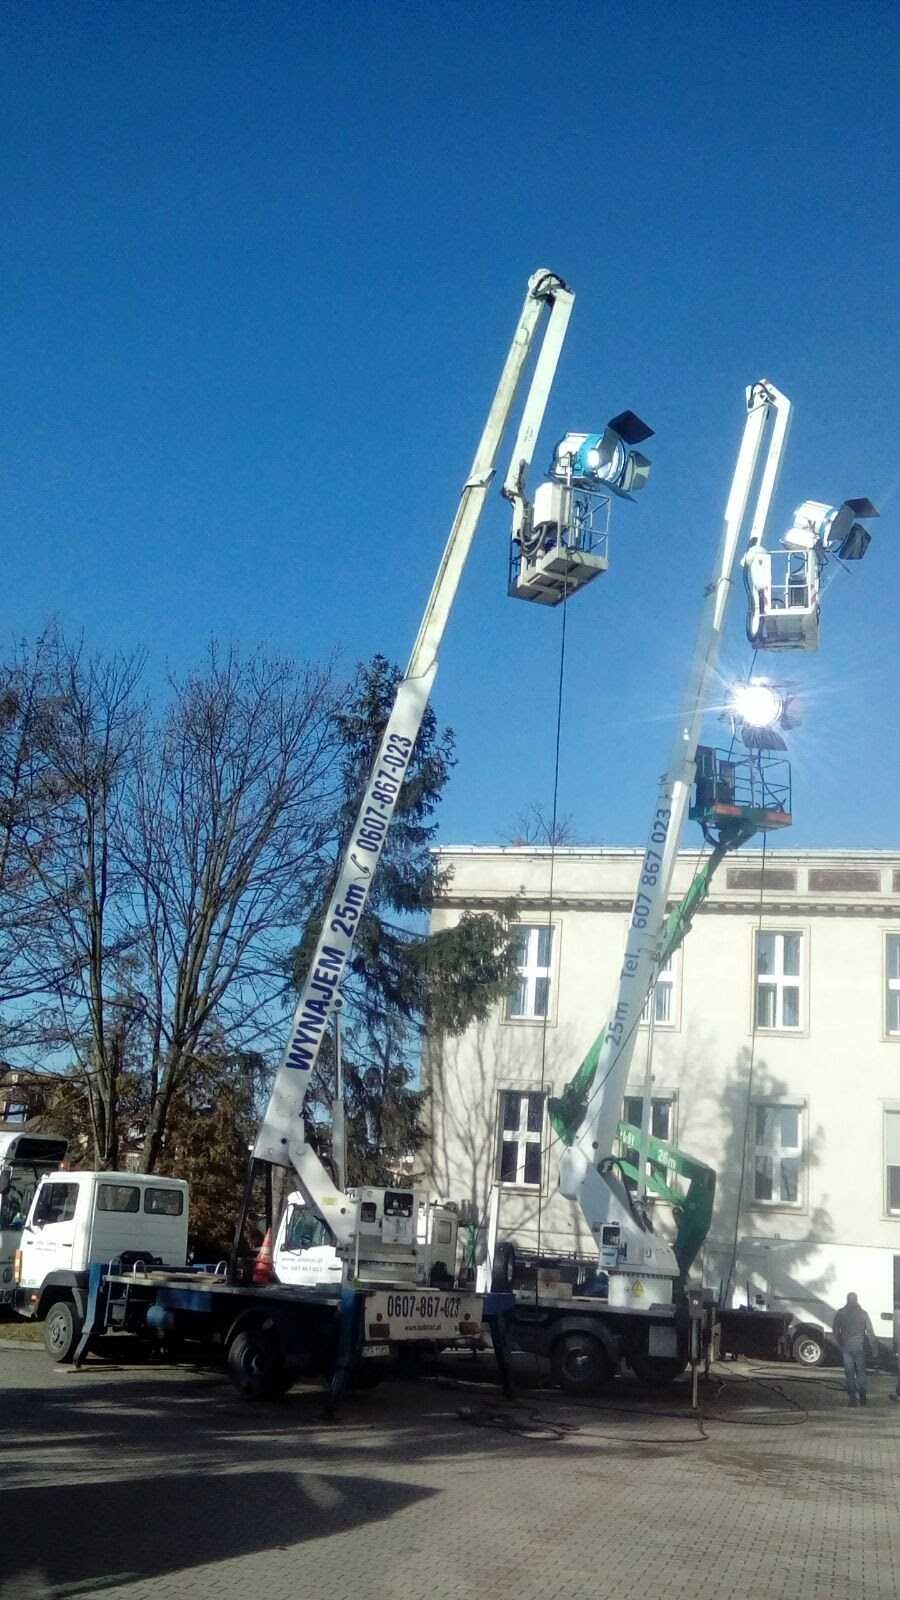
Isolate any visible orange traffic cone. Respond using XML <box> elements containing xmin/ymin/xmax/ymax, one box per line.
<box><xmin>252</xmin><ymin>1227</ymin><xmax>275</xmax><ymax>1285</ymax></box>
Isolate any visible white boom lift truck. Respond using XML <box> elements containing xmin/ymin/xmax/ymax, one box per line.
<box><xmin>16</xmin><ymin>269</ymin><xmax>652</xmax><ymax>1400</ymax></box>
<box><xmin>244</xmin><ymin>271</ymin><xmax>574</xmax><ymax>1306</ymax></box>
<box><xmin>244</xmin><ymin>264</ymin><xmax>651</xmax><ymax>1312</ymax></box>
<box><xmin>487</xmin><ymin>381</ymin><xmax>881</xmax><ymax>1392</ymax></box>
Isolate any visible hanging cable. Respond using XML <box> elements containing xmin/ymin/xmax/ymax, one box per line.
<box><xmin>720</xmin><ymin>831</ymin><xmax>768</xmax><ymax>1306</ymax></box>
<box><xmin>533</xmin><ymin>555</ymin><xmax>571</xmax><ymax>1288</ymax></box>
<box><xmin>543</xmin><ymin>646</ymin><xmax>768</xmax><ymax>1163</ymax></box>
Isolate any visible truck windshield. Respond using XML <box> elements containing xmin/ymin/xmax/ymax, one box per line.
<box><xmin>284</xmin><ymin>1204</ymin><xmax>334</xmax><ymax>1252</ymax></box>
<box><xmin>0</xmin><ymin>1165</ymin><xmax>48</xmax><ymax>1232</ymax></box>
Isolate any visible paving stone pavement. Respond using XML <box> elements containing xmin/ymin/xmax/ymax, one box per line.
<box><xmin>3</xmin><ymin>1344</ymin><xmax>900</xmax><ymax>1600</ymax></box>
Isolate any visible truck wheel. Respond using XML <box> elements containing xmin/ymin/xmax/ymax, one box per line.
<box><xmin>792</xmin><ymin>1329</ymin><xmax>825</xmax><ymax>1368</ymax></box>
<box><xmin>43</xmin><ymin>1299</ymin><xmax>82</xmax><ymax>1364</ymax></box>
<box><xmin>550</xmin><ymin>1332</ymin><xmax>613</xmax><ymax>1395</ymax></box>
<box><xmin>227</xmin><ymin>1328</ymin><xmax>286</xmax><ymax>1400</ymax></box>
<box><xmin>628</xmin><ymin>1354</ymin><xmax>686</xmax><ymax>1388</ymax></box>
<box><xmin>491</xmin><ymin>1241</ymin><xmax>516</xmax><ymax>1292</ymax></box>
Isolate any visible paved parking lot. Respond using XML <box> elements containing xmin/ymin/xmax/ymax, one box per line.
<box><xmin>4</xmin><ymin>1341</ymin><xmax>900</xmax><ymax>1600</ymax></box>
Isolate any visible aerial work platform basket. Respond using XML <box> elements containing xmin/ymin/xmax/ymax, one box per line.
<box><xmin>508</xmin><ymin>485</ymin><xmax>610</xmax><ymax>606</ymax></box>
<box><xmin>690</xmin><ymin>745</ymin><xmax>792</xmax><ymax>837</ymax></box>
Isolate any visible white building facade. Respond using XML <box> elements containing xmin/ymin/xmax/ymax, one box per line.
<box><xmin>425</xmin><ymin>846</ymin><xmax>900</xmax><ymax>1327</ymax></box>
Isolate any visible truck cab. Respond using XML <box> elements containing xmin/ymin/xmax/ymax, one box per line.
<box><xmin>272</xmin><ymin>1188</ymin><xmax>461</xmax><ymax>1291</ymax></box>
<box><xmin>15</xmin><ymin>1170</ymin><xmax>189</xmax><ymax>1359</ymax></box>
<box><xmin>0</xmin><ymin>1132</ymin><xmax>70</xmax><ymax>1308</ymax></box>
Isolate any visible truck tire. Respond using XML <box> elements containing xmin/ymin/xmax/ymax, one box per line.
<box><xmin>491</xmin><ymin>1241</ymin><xmax>516</xmax><ymax>1292</ymax></box>
<box><xmin>43</xmin><ymin>1298</ymin><xmax>82</xmax><ymax>1364</ymax></box>
<box><xmin>791</xmin><ymin>1329</ymin><xmax>826</xmax><ymax>1368</ymax></box>
<box><xmin>628</xmin><ymin>1354</ymin><xmax>686</xmax><ymax>1388</ymax></box>
<box><xmin>550</xmin><ymin>1331</ymin><xmax>613</xmax><ymax>1395</ymax></box>
<box><xmin>227</xmin><ymin>1328</ymin><xmax>288</xmax><ymax>1400</ymax></box>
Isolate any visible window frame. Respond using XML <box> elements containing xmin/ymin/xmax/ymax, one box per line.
<box><xmin>885</xmin><ymin>932</ymin><xmax>900</xmax><ymax>1041</ymax></box>
<box><xmin>283</xmin><ymin>1201</ymin><xmax>335</xmax><ymax>1252</ymax></box>
<box><xmin>750</xmin><ymin>1099</ymin><xmax>806</xmax><ymax>1210</ymax></box>
<box><xmin>639</xmin><ymin>951</ymin><xmax>680</xmax><ymax>1030</ymax></box>
<box><xmin>143</xmin><ymin>1186</ymin><xmax>185</xmax><ymax>1217</ymax></box>
<box><xmin>753</xmin><ymin>927</ymin><xmax>807</xmax><ymax>1035</ymax></box>
<box><xmin>496</xmin><ymin>1088</ymin><xmax>547</xmax><ymax>1191</ymax></box>
<box><xmin>33</xmin><ymin>1181</ymin><xmax>79</xmax><ymax>1226</ymax></box>
<box><xmin>97</xmin><ymin>1183</ymin><xmax>141</xmax><ymax>1214</ymax></box>
<box><xmin>883</xmin><ymin>1104</ymin><xmax>900</xmax><ymax>1217</ymax></box>
<box><xmin>621</xmin><ymin>1093</ymin><xmax>676</xmax><ymax>1144</ymax></box>
<box><xmin>503</xmin><ymin>922</ymin><xmax>558</xmax><ymax>1026</ymax></box>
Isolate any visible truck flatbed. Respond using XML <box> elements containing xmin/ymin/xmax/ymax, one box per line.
<box><xmin>71</xmin><ymin>1260</ymin><xmax>516</xmax><ymax>1404</ymax></box>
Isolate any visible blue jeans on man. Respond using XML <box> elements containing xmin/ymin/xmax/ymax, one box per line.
<box><xmin>842</xmin><ymin>1347</ymin><xmax>867</xmax><ymax>1405</ymax></box>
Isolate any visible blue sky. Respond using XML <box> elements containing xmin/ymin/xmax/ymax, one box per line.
<box><xmin>3</xmin><ymin>0</ymin><xmax>898</xmax><ymax>851</ymax></box>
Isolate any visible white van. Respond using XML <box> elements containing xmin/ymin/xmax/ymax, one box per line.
<box><xmin>15</xmin><ymin>1170</ymin><xmax>189</xmax><ymax>1359</ymax></box>
<box><xmin>710</xmin><ymin>1237</ymin><xmax>899</xmax><ymax>1366</ymax></box>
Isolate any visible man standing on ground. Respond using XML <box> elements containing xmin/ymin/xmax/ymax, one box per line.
<box><xmin>833</xmin><ymin>1291</ymin><xmax>877</xmax><ymax>1406</ymax></box>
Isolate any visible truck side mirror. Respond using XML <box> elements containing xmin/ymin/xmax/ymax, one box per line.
<box><xmin>0</xmin><ymin>1169</ymin><xmax>11</xmax><ymax>1195</ymax></box>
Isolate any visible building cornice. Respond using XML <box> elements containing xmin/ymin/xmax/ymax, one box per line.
<box><xmin>437</xmin><ymin>893</ymin><xmax>900</xmax><ymax>919</ymax></box>
<box><xmin>433</xmin><ymin>845</ymin><xmax>900</xmax><ymax>861</ymax></box>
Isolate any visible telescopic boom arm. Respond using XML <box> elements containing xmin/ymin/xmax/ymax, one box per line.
<box><xmin>254</xmin><ymin>271</ymin><xmax>574</xmax><ymax>1246</ymax></box>
<box><xmin>555</xmin><ymin>382</ymin><xmax>791</xmax><ymax>1290</ymax></box>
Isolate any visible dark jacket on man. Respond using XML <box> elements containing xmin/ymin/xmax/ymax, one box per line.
<box><xmin>833</xmin><ymin>1301</ymin><xmax>876</xmax><ymax>1355</ymax></box>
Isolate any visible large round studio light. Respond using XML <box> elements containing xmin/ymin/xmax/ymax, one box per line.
<box><xmin>730</xmin><ymin>680</ymin><xmax>784</xmax><ymax>728</ymax></box>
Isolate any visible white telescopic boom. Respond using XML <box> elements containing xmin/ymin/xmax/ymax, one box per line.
<box><xmin>255</xmin><ymin>272</ymin><xmax>574</xmax><ymax>1217</ymax></box>
<box><xmin>558</xmin><ymin>381</ymin><xmax>791</xmax><ymax>1204</ymax></box>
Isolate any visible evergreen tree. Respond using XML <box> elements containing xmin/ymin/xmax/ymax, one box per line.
<box><xmin>291</xmin><ymin>655</ymin><xmax>516</xmax><ymax>1185</ymax></box>
<box><xmin>156</xmin><ymin>1052</ymin><xmax>265</xmax><ymax>1259</ymax></box>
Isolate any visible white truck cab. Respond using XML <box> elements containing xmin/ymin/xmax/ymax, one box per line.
<box><xmin>15</xmin><ymin>1170</ymin><xmax>189</xmax><ymax>1359</ymax></box>
<box><xmin>272</xmin><ymin>1188</ymin><xmax>461</xmax><ymax>1291</ymax></box>
<box><xmin>0</xmin><ymin>1131</ymin><xmax>70</xmax><ymax>1308</ymax></box>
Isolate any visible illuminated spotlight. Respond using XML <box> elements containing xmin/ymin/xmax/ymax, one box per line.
<box><xmin>728</xmin><ymin>678</ymin><xmax>792</xmax><ymax>751</ymax></box>
<box><xmin>783</xmin><ymin>497</ymin><xmax>879</xmax><ymax>560</ymax></box>
<box><xmin>550</xmin><ymin>411</ymin><xmax>654</xmax><ymax>500</ymax></box>
<box><xmin>730</xmin><ymin>680</ymin><xmax>783</xmax><ymax>727</ymax></box>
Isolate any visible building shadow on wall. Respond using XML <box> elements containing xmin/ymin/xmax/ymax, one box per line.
<box><xmin>691</xmin><ymin>1043</ymin><xmax>840</xmax><ymax>1326</ymax></box>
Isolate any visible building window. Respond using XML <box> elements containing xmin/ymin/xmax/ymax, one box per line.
<box><xmin>755</xmin><ymin>931</ymin><xmax>802</xmax><ymax>1029</ymax></box>
<box><xmin>885</xmin><ymin>1110</ymin><xmax>900</xmax><ymax>1215</ymax></box>
<box><xmin>505</xmin><ymin>925</ymin><xmax>553</xmax><ymax>1021</ymax></box>
<box><xmin>886</xmin><ymin>937</ymin><xmax>900</xmax><ymax>1037</ymax></box>
<box><xmin>622</xmin><ymin>1095</ymin><xmax>673</xmax><ymax>1141</ymax></box>
<box><xmin>0</xmin><ymin>1100</ymin><xmax>28</xmax><ymax>1124</ymax></box>
<box><xmin>641</xmin><ymin>955</ymin><xmax>675</xmax><ymax>1026</ymax></box>
<box><xmin>753</xmin><ymin>1104</ymin><xmax>802</xmax><ymax>1205</ymax></box>
<box><xmin>498</xmin><ymin>1090</ymin><xmax>544</xmax><ymax>1187</ymax></box>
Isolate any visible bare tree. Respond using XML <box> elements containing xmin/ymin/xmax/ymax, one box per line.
<box><xmin>501</xmin><ymin>801</ymin><xmax>581</xmax><ymax>847</ymax></box>
<box><xmin>0</xmin><ymin>633</ymin><xmax>66</xmax><ymax>1032</ymax></box>
<box><xmin>124</xmin><ymin>645</ymin><xmax>340</xmax><ymax>1171</ymax></box>
<box><xmin>15</xmin><ymin>636</ymin><xmax>146</xmax><ymax>1166</ymax></box>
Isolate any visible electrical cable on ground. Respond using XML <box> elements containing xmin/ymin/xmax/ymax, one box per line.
<box><xmin>435</xmin><ymin>1359</ymin><xmax>814</xmax><ymax>1446</ymax></box>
